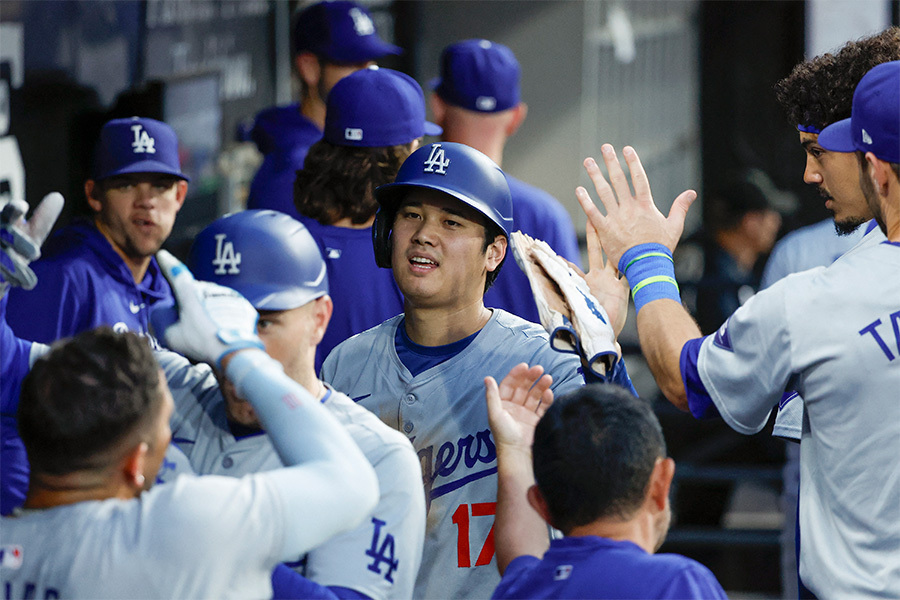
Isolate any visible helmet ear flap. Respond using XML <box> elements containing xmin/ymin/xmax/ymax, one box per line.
<box><xmin>373</xmin><ymin>206</ymin><xmax>395</xmax><ymax>268</ymax></box>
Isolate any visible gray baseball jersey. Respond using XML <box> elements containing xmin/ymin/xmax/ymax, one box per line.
<box><xmin>2</xmin><ymin>472</ymin><xmax>302</xmax><ymax>599</ymax></box>
<box><xmin>321</xmin><ymin>310</ymin><xmax>585</xmax><ymax>599</ymax></box>
<box><xmin>767</xmin><ymin>224</ymin><xmax>887</xmax><ymax>440</ymax></box>
<box><xmin>689</xmin><ymin>241</ymin><xmax>900</xmax><ymax>598</ymax></box>
<box><xmin>158</xmin><ymin>350</ymin><xmax>425</xmax><ymax>600</ymax></box>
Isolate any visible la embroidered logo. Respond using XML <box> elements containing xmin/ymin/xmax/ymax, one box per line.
<box><xmin>212</xmin><ymin>233</ymin><xmax>242</xmax><ymax>275</ymax></box>
<box><xmin>0</xmin><ymin>545</ymin><xmax>23</xmax><ymax>569</ymax></box>
<box><xmin>130</xmin><ymin>124</ymin><xmax>156</xmax><ymax>154</ymax></box>
<box><xmin>423</xmin><ymin>144</ymin><xmax>450</xmax><ymax>175</ymax></box>
<box><xmin>861</xmin><ymin>128</ymin><xmax>873</xmax><ymax>145</ymax></box>
<box><xmin>349</xmin><ymin>7</ymin><xmax>375</xmax><ymax>36</ymax></box>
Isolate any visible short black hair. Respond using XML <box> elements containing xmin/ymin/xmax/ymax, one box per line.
<box><xmin>19</xmin><ymin>327</ymin><xmax>163</xmax><ymax>476</ymax></box>
<box><xmin>774</xmin><ymin>27</ymin><xmax>900</xmax><ymax>130</ymax></box>
<box><xmin>532</xmin><ymin>384</ymin><xmax>666</xmax><ymax>533</ymax></box>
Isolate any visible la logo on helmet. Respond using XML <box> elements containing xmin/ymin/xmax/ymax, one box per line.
<box><xmin>212</xmin><ymin>233</ymin><xmax>242</xmax><ymax>275</ymax></box>
<box><xmin>130</xmin><ymin>124</ymin><xmax>156</xmax><ymax>154</ymax></box>
<box><xmin>423</xmin><ymin>144</ymin><xmax>450</xmax><ymax>175</ymax></box>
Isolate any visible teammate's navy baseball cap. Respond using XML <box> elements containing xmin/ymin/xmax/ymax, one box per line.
<box><xmin>292</xmin><ymin>1</ymin><xmax>402</xmax><ymax>64</ymax></box>
<box><xmin>92</xmin><ymin>116</ymin><xmax>189</xmax><ymax>182</ymax></box>
<box><xmin>818</xmin><ymin>61</ymin><xmax>900</xmax><ymax>163</ymax></box>
<box><xmin>431</xmin><ymin>39</ymin><xmax>521</xmax><ymax>113</ymax></box>
<box><xmin>324</xmin><ymin>66</ymin><xmax>441</xmax><ymax>148</ymax></box>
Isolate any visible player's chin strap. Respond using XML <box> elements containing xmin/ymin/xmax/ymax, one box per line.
<box><xmin>512</xmin><ymin>231</ymin><xmax>619</xmax><ymax>379</ymax></box>
<box><xmin>0</xmin><ymin>194</ymin><xmax>65</xmax><ymax>293</ymax></box>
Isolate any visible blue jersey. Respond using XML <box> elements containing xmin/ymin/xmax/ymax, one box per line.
<box><xmin>323</xmin><ymin>310</ymin><xmax>634</xmax><ymax>599</ymax></box>
<box><xmin>493</xmin><ymin>536</ymin><xmax>727</xmax><ymax>599</ymax></box>
<box><xmin>0</xmin><ymin>295</ymin><xmax>44</xmax><ymax>515</ymax></box>
<box><xmin>247</xmin><ymin>104</ymin><xmax>322</xmax><ymax>219</ymax></box>
<box><xmin>299</xmin><ymin>217</ymin><xmax>405</xmax><ymax>372</ymax></box>
<box><xmin>5</xmin><ymin>219</ymin><xmax>171</xmax><ymax>346</ymax></box>
<box><xmin>484</xmin><ymin>175</ymin><xmax>580</xmax><ymax>323</ymax></box>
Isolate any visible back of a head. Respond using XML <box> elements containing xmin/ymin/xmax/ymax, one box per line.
<box><xmin>532</xmin><ymin>384</ymin><xmax>666</xmax><ymax>534</ymax></box>
<box><xmin>292</xmin><ymin>0</ymin><xmax>401</xmax><ymax>63</ymax></box>
<box><xmin>775</xmin><ymin>26</ymin><xmax>900</xmax><ymax>131</ymax></box>
<box><xmin>18</xmin><ymin>328</ymin><xmax>161</xmax><ymax>477</ymax></box>
<box><xmin>433</xmin><ymin>39</ymin><xmax>521</xmax><ymax>113</ymax></box>
<box><xmin>187</xmin><ymin>209</ymin><xmax>329</xmax><ymax>311</ymax></box>
<box><xmin>707</xmin><ymin>168</ymin><xmax>796</xmax><ymax>233</ymax></box>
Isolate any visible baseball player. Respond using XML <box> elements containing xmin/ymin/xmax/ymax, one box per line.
<box><xmin>430</xmin><ymin>39</ymin><xmax>581</xmax><ymax>323</ymax></box>
<box><xmin>247</xmin><ymin>1</ymin><xmax>401</xmax><ymax>218</ymax></box>
<box><xmin>767</xmin><ymin>27</ymin><xmax>899</xmax><ymax>597</ymax></box>
<box><xmin>1</xmin><ymin>252</ymin><xmax>379</xmax><ymax>598</ymax></box>
<box><xmin>0</xmin><ymin>193</ymin><xmax>63</xmax><ymax>515</ymax></box>
<box><xmin>485</xmin><ymin>371</ymin><xmax>727</xmax><ymax>599</ymax></box>
<box><xmin>293</xmin><ymin>66</ymin><xmax>441</xmax><ymax>372</ymax></box>
<box><xmin>156</xmin><ymin>209</ymin><xmax>424</xmax><ymax>600</ymax></box>
<box><xmin>575</xmin><ymin>57</ymin><xmax>900</xmax><ymax>598</ymax></box>
<box><xmin>6</xmin><ymin>116</ymin><xmax>188</xmax><ymax>347</ymax></box>
<box><xmin>322</xmin><ymin>141</ymin><xmax>635</xmax><ymax>598</ymax></box>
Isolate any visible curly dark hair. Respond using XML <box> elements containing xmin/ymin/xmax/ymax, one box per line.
<box><xmin>774</xmin><ymin>27</ymin><xmax>900</xmax><ymax>130</ymax></box>
<box><xmin>19</xmin><ymin>327</ymin><xmax>162</xmax><ymax>477</ymax></box>
<box><xmin>294</xmin><ymin>140</ymin><xmax>417</xmax><ymax>226</ymax></box>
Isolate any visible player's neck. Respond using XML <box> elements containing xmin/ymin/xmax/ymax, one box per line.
<box><xmin>567</xmin><ymin>511</ymin><xmax>658</xmax><ymax>554</ymax></box>
<box><xmin>94</xmin><ymin>218</ymin><xmax>151</xmax><ymax>283</ymax></box>
<box><xmin>24</xmin><ymin>472</ymin><xmax>138</xmax><ymax>509</ymax></box>
<box><xmin>300</xmin><ymin>95</ymin><xmax>326</xmax><ymax>131</ymax></box>
<box><xmin>402</xmin><ymin>302</ymin><xmax>491</xmax><ymax>347</ymax></box>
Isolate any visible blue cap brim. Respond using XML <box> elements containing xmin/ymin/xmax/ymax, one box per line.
<box><xmin>98</xmin><ymin>159</ymin><xmax>190</xmax><ymax>182</ymax></box>
<box><xmin>424</xmin><ymin>121</ymin><xmax>442</xmax><ymax>137</ymax></box>
<box><xmin>818</xmin><ymin>118</ymin><xmax>856</xmax><ymax>153</ymax></box>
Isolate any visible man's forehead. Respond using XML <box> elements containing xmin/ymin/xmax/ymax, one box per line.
<box><xmin>399</xmin><ymin>188</ymin><xmax>480</xmax><ymax>218</ymax></box>
<box><xmin>799</xmin><ymin>131</ymin><xmax>819</xmax><ymax>146</ymax></box>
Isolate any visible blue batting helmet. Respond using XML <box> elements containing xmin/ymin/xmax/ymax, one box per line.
<box><xmin>187</xmin><ymin>210</ymin><xmax>328</xmax><ymax>310</ymax></box>
<box><xmin>372</xmin><ymin>141</ymin><xmax>513</xmax><ymax>268</ymax></box>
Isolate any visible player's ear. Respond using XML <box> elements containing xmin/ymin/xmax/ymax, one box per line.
<box><xmin>295</xmin><ymin>52</ymin><xmax>322</xmax><ymax>90</ymax></box>
<box><xmin>429</xmin><ymin>93</ymin><xmax>447</xmax><ymax>128</ymax></box>
<box><xmin>526</xmin><ymin>484</ymin><xmax>556</xmax><ymax>527</ymax></box>
<box><xmin>647</xmin><ymin>457</ymin><xmax>675</xmax><ymax>512</ymax></box>
<box><xmin>173</xmin><ymin>180</ymin><xmax>188</xmax><ymax>212</ymax></box>
<box><xmin>485</xmin><ymin>234</ymin><xmax>507</xmax><ymax>272</ymax></box>
<box><xmin>123</xmin><ymin>441</ymin><xmax>150</xmax><ymax>495</ymax></box>
<box><xmin>311</xmin><ymin>295</ymin><xmax>333</xmax><ymax>345</ymax></box>
<box><xmin>866</xmin><ymin>152</ymin><xmax>892</xmax><ymax>194</ymax></box>
<box><xmin>505</xmin><ymin>102</ymin><xmax>528</xmax><ymax>137</ymax></box>
<box><xmin>85</xmin><ymin>180</ymin><xmax>103</xmax><ymax>213</ymax></box>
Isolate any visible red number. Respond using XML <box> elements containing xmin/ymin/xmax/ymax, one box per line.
<box><xmin>451</xmin><ymin>502</ymin><xmax>496</xmax><ymax>568</ymax></box>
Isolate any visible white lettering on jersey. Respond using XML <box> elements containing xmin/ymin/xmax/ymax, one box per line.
<box><xmin>131</xmin><ymin>124</ymin><xmax>156</xmax><ymax>154</ymax></box>
<box><xmin>212</xmin><ymin>233</ymin><xmax>241</xmax><ymax>274</ymax></box>
<box><xmin>423</xmin><ymin>144</ymin><xmax>450</xmax><ymax>175</ymax></box>
<box><xmin>349</xmin><ymin>7</ymin><xmax>375</xmax><ymax>36</ymax></box>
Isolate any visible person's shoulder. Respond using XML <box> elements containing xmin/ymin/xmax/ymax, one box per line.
<box><xmin>505</xmin><ymin>175</ymin><xmax>569</xmax><ymax>217</ymax></box>
<box><xmin>326</xmin><ymin>389</ymin><xmax>414</xmax><ymax>450</ymax></box>
<box><xmin>251</xmin><ymin>103</ymin><xmax>320</xmax><ymax>154</ymax></box>
<box><xmin>652</xmin><ymin>552</ymin><xmax>728</xmax><ymax>598</ymax></box>
<box><xmin>322</xmin><ymin>315</ymin><xmax>402</xmax><ymax>369</ymax></box>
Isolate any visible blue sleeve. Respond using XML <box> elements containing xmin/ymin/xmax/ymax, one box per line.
<box><xmin>6</xmin><ymin>260</ymin><xmax>82</xmax><ymax>344</ymax></box>
<box><xmin>659</xmin><ymin>563</ymin><xmax>729</xmax><ymax>599</ymax></box>
<box><xmin>679</xmin><ymin>336</ymin><xmax>721</xmax><ymax>419</ymax></box>
<box><xmin>1</xmin><ymin>294</ymin><xmax>34</xmax><ymax>516</ymax></box>
<box><xmin>490</xmin><ymin>555</ymin><xmax>541</xmax><ymax>599</ymax></box>
<box><xmin>271</xmin><ymin>564</ymin><xmax>339</xmax><ymax>600</ymax></box>
<box><xmin>1</xmin><ymin>294</ymin><xmax>33</xmax><ymax>415</ymax></box>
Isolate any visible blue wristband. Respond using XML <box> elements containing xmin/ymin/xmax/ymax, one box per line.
<box><xmin>618</xmin><ymin>243</ymin><xmax>681</xmax><ymax>313</ymax></box>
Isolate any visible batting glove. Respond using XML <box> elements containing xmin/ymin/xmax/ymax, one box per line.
<box><xmin>511</xmin><ymin>231</ymin><xmax>578</xmax><ymax>354</ymax></box>
<box><xmin>151</xmin><ymin>250</ymin><xmax>264</xmax><ymax>368</ymax></box>
<box><xmin>0</xmin><ymin>193</ymin><xmax>64</xmax><ymax>295</ymax></box>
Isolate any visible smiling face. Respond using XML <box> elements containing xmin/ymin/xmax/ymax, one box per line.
<box><xmin>799</xmin><ymin>132</ymin><xmax>872</xmax><ymax>234</ymax></box>
<box><xmin>390</xmin><ymin>189</ymin><xmax>506</xmax><ymax>312</ymax></box>
<box><xmin>87</xmin><ymin>173</ymin><xmax>187</xmax><ymax>274</ymax></box>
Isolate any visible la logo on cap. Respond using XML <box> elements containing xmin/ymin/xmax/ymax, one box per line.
<box><xmin>349</xmin><ymin>7</ymin><xmax>374</xmax><ymax>36</ymax></box>
<box><xmin>131</xmin><ymin>124</ymin><xmax>156</xmax><ymax>154</ymax></box>
<box><xmin>423</xmin><ymin>143</ymin><xmax>450</xmax><ymax>175</ymax></box>
<box><xmin>212</xmin><ymin>233</ymin><xmax>242</xmax><ymax>275</ymax></box>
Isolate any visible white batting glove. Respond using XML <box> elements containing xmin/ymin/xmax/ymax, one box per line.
<box><xmin>527</xmin><ymin>237</ymin><xmax>619</xmax><ymax>379</ymax></box>
<box><xmin>511</xmin><ymin>231</ymin><xmax>578</xmax><ymax>354</ymax></box>
<box><xmin>151</xmin><ymin>250</ymin><xmax>264</xmax><ymax>368</ymax></box>
<box><xmin>0</xmin><ymin>193</ymin><xmax>64</xmax><ymax>295</ymax></box>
